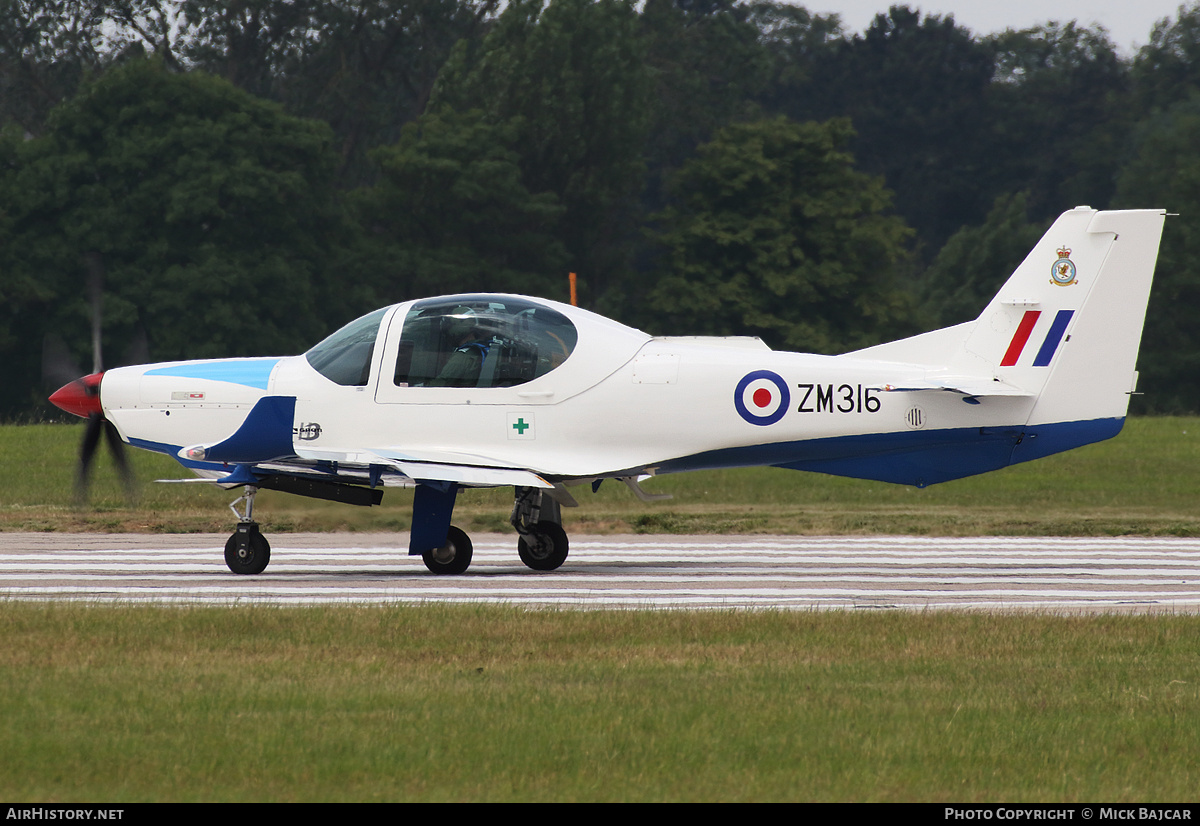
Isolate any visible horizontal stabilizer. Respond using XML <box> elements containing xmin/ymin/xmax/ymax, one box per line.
<box><xmin>873</xmin><ymin>376</ymin><xmax>1031</xmax><ymax>398</ymax></box>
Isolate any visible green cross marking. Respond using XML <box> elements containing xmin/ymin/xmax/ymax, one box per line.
<box><xmin>512</xmin><ymin>417</ymin><xmax>530</xmax><ymax>435</ymax></box>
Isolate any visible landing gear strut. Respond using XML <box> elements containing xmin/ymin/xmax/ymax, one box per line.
<box><xmin>224</xmin><ymin>485</ymin><xmax>270</xmax><ymax>575</ymax></box>
<box><xmin>511</xmin><ymin>487</ymin><xmax>569</xmax><ymax>571</ymax></box>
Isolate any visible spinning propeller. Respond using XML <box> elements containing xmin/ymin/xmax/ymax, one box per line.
<box><xmin>45</xmin><ymin>257</ymin><xmax>139</xmax><ymax>502</ymax></box>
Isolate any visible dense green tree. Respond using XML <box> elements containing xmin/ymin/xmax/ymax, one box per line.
<box><xmin>0</xmin><ymin>59</ymin><xmax>354</xmax><ymax>415</ymax></box>
<box><xmin>1</xmin><ymin>1</ymin><xmax>502</xmax><ymax>186</ymax></box>
<box><xmin>983</xmin><ymin>22</ymin><xmax>1130</xmax><ymax>222</ymax></box>
<box><xmin>917</xmin><ymin>192</ymin><xmax>1045</xmax><ymax>328</ymax></box>
<box><xmin>643</xmin><ymin>117</ymin><xmax>913</xmax><ymax>352</ymax></box>
<box><xmin>751</xmin><ymin>0</ymin><xmax>844</xmax><ymax>110</ymax></box>
<box><xmin>352</xmin><ymin>109</ymin><xmax>569</xmax><ymax>300</ymax></box>
<box><xmin>639</xmin><ymin>0</ymin><xmax>776</xmax><ymax>197</ymax></box>
<box><xmin>1125</xmin><ymin>2</ymin><xmax>1200</xmax><ymax>434</ymax></box>
<box><xmin>285</xmin><ymin>0</ymin><xmax>499</xmax><ymax>181</ymax></box>
<box><xmin>0</xmin><ymin>126</ymin><xmax>58</xmax><ymax>414</ymax></box>
<box><xmin>430</xmin><ymin>0</ymin><xmax>651</xmax><ymax>309</ymax></box>
<box><xmin>1113</xmin><ymin>98</ymin><xmax>1200</xmax><ymax>412</ymax></box>
<box><xmin>174</xmin><ymin>0</ymin><xmax>501</xmax><ymax>184</ymax></box>
<box><xmin>0</xmin><ymin>0</ymin><xmax>112</xmax><ymax>135</ymax></box>
<box><xmin>776</xmin><ymin>6</ymin><xmax>995</xmax><ymax>255</ymax></box>
<box><xmin>1132</xmin><ymin>2</ymin><xmax>1200</xmax><ymax>115</ymax></box>
<box><xmin>167</xmin><ymin>0</ymin><xmax>319</xmax><ymax>96</ymax></box>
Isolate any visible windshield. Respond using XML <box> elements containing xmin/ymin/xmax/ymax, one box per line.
<box><xmin>393</xmin><ymin>296</ymin><xmax>577</xmax><ymax>388</ymax></box>
<box><xmin>305</xmin><ymin>307</ymin><xmax>388</xmax><ymax>386</ymax></box>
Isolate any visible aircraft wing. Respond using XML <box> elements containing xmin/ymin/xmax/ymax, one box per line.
<box><xmin>293</xmin><ymin>446</ymin><xmax>555</xmax><ymax>489</ymax></box>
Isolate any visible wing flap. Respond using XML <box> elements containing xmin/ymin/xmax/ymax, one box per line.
<box><xmin>394</xmin><ymin>461</ymin><xmax>552</xmax><ymax>488</ymax></box>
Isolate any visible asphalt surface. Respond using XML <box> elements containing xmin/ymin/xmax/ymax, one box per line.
<box><xmin>2</xmin><ymin>532</ymin><xmax>1199</xmax><ymax>612</ymax></box>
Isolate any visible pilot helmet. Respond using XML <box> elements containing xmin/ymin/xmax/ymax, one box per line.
<box><xmin>445</xmin><ymin>307</ymin><xmax>478</xmax><ymax>341</ymax></box>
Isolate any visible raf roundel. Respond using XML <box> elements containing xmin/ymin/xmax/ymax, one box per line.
<box><xmin>734</xmin><ymin>370</ymin><xmax>790</xmax><ymax>426</ymax></box>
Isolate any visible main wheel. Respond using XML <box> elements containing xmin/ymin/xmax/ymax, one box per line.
<box><xmin>422</xmin><ymin>525</ymin><xmax>473</xmax><ymax>575</ymax></box>
<box><xmin>224</xmin><ymin>527</ymin><xmax>270</xmax><ymax>575</ymax></box>
<box><xmin>517</xmin><ymin>521</ymin><xmax>569</xmax><ymax>571</ymax></box>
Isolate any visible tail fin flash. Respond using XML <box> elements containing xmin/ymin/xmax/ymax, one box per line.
<box><xmin>953</xmin><ymin>208</ymin><xmax>1165</xmax><ymax>424</ymax></box>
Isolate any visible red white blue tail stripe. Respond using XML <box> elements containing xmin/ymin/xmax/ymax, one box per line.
<box><xmin>1000</xmin><ymin>310</ymin><xmax>1074</xmax><ymax>368</ymax></box>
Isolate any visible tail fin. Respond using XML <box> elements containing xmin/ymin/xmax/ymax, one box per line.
<box><xmin>861</xmin><ymin>207</ymin><xmax>1166</xmax><ymax>426</ymax></box>
<box><xmin>955</xmin><ymin>207</ymin><xmax>1166</xmax><ymax>425</ymax></box>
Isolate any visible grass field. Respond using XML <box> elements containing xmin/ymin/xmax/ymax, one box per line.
<box><xmin>2</xmin><ymin>604</ymin><xmax>1198</xmax><ymax>802</ymax></box>
<box><xmin>3</xmin><ymin>418</ymin><xmax>1199</xmax><ymax>801</ymax></box>
<box><xmin>4</xmin><ymin>416</ymin><xmax>1200</xmax><ymax>536</ymax></box>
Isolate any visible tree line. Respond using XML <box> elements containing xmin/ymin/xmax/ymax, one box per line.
<box><xmin>3</xmin><ymin>0</ymin><xmax>1200</xmax><ymax>417</ymax></box>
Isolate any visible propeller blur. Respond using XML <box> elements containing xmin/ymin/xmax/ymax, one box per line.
<box><xmin>50</xmin><ymin>207</ymin><xmax>1167</xmax><ymax>575</ymax></box>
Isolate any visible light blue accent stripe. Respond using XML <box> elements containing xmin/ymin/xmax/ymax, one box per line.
<box><xmin>1033</xmin><ymin>310</ymin><xmax>1074</xmax><ymax>367</ymax></box>
<box><xmin>145</xmin><ymin>358</ymin><xmax>280</xmax><ymax>390</ymax></box>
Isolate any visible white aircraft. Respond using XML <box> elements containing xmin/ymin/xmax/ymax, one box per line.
<box><xmin>50</xmin><ymin>207</ymin><xmax>1166</xmax><ymax>575</ymax></box>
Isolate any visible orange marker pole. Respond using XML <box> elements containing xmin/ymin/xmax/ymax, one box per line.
<box><xmin>569</xmin><ymin>272</ymin><xmax>578</xmax><ymax>306</ymax></box>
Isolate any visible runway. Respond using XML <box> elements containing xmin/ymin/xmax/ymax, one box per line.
<box><xmin>2</xmin><ymin>532</ymin><xmax>1199</xmax><ymax>612</ymax></box>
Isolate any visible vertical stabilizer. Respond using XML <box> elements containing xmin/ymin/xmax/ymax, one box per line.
<box><xmin>911</xmin><ymin>207</ymin><xmax>1164</xmax><ymax>424</ymax></box>
<box><xmin>1021</xmin><ymin>209</ymin><xmax>1166</xmax><ymax>426</ymax></box>
<box><xmin>850</xmin><ymin>207</ymin><xmax>1165</xmax><ymax>459</ymax></box>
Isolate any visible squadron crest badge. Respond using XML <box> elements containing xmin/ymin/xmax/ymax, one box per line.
<box><xmin>1051</xmin><ymin>246</ymin><xmax>1078</xmax><ymax>286</ymax></box>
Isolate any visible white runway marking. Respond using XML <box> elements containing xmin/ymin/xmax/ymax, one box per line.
<box><xmin>1</xmin><ymin>533</ymin><xmax>1198</xmax><ymax>611</ymax></box>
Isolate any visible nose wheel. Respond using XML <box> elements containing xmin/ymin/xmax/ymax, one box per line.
<box><xmin>225</xmin><ymin>522</ymin><xmax>271</xmax><ymax>575</ymax></box>
<box><xmin>224</xmin><ymin>485</ymin><xmax>271</xmax><ymax>575</ymax></box>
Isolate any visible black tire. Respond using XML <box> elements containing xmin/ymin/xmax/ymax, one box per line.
<box><xmin>517</xmin><ymin>521</ymin><xmax>569</xmax><ymax>571</ymax></box>
<box><xmin>422</xmin><ymin>525</ymin><xmax>473</xmax><ymax>574</ymax></box>
<box><xmin>224</xmin><ymin>528</ymin><xmax>270</xmax><ymax>575</ymax></box>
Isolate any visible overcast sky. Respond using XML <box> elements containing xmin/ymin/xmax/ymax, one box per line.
<box><xmin>811</xmin><ymin>1</ymin><xmax>1192</xmax><ymax>54</ymax></box>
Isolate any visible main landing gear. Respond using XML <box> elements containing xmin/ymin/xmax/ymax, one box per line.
<box><xmin>416</xmin><ymin>486</ymin><xmax>568</xmax><ymax>575</ymax></box>
<box><xmin>511</xmin><ymin>486</ymin><xmax>569</xmax><ymax>571</ymax></box>
<box><xmin>421</xmin><ymin>525</ymin><xmax>473</xmax><ymax>575</ymax></box>
<box><xmin>224</xmin><ymin>485</ymin><xmax>270</xmax><ymax>575</ymax></box>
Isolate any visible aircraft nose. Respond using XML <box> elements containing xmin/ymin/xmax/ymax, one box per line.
<box><xmin>49</xmin><ymin>372</ymin><xmax>104</xmax><ymax>418</ymax></box>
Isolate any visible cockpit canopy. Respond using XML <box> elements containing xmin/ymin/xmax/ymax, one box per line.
<box><xmin>305</xmin><ymin>296</ymin><xmax>579</xmax><ymax>389</ymax></box>
<box><xmin>395</xmin><ymin>296</ymin><xmax>578</xmax><ymax>388</ymax></box>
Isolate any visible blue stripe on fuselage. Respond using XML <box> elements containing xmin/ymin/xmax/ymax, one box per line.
<box><xmin>127</xmin><ymin>437</ymin><xmax>226</xmax><ymax>471</ymax></box>
<box><xmin>144</xmin><ymin>358</ymin><xmax>281</xmax><ymax>390</ymax></box>
<box><xmin>655</xmin><ymin>418</ymin><xmax>1125</xmax><ymax>488</ymax></box>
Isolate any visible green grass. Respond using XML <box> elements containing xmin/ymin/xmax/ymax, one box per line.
<box><xmin>1</xmin><ymin>604</ymin><xmax>1197</xmax><ymax>802</ymax></box>
<box><xmin>4</xmin><ymin>417</ymin><xmax>1200</xmax><ymax>536</ymax></box>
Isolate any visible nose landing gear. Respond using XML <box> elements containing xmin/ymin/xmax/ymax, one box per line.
<box><xmin>224</xmin><ymin>485</ymin><xmax>270</xmax><ymax>575</ymax></box>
